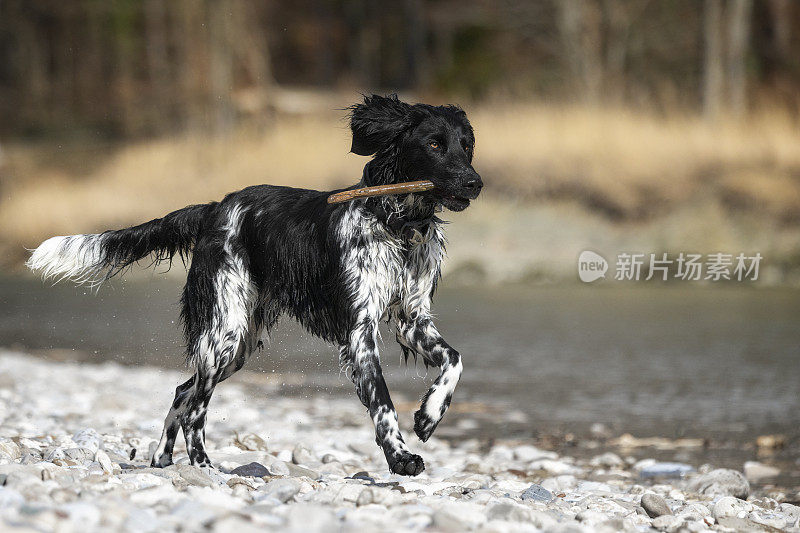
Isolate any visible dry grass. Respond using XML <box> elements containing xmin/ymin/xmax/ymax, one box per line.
<box><xmin>470</xmin><ymin>103</ymin><xmax>800</xmax><ymax>219</ymax></box>
<box><xmin>3</xmin><ymin>101</ymin><xmax>800</xmax><ymax>278</ymax></box>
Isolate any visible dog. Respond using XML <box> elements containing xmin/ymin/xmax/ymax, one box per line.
<box><xmin>26</xmin><ymin>94</ymin><xmax>483</xmax><ymax>476</ymax></box>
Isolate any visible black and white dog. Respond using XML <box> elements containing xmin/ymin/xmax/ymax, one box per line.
<box><xmin>27</xmin><ymin>94</ymin><xmax>483</xmax><ymax>476</ymax></box>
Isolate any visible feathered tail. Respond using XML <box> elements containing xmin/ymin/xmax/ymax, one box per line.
<box><xmin>27</xmin><ymin>203</ymin><xmax>212</xmax><ymax>285</ymax></box>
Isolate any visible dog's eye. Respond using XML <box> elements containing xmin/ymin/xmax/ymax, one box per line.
<box><xmin>429</xmin><ymin>141</ymin><xmax>440</xmax><ymax>150</ymax></box>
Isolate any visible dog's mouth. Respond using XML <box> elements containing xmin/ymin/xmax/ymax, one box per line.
<box><xmin>440</xmin><ymin>195</ymin><xmax>471</xmax><ymax>212</ymax></box>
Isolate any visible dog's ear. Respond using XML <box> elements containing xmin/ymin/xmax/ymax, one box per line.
<box><xmin>349</xmin><ymin>94</ymin><xmax>415</xmax><ymax>156</ymax></box>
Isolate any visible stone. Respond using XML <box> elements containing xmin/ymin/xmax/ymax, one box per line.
<box><xmin>432</xmin><ymin>503</ymin><xmax>487</xmax><ymax>531</ymax></box>
<box><xmin>291</xmin><ymin>445</ymin><xmax>313</xmax><ymax>465</ymax></box>
<box><xmin>44</xmin><ymin>447</ymin><xmax>66</xmax><ymax>464</ymax></box>
<box><xmin>64</xmin><ymin>447</ymin><xmax>95</xmax><ymax>464</ymax></box>
<box><xmin>749</xmin><ymin>511</ymin><xmax>787</xmax><ymax>530</ymax></box>
<box><xmin>779</xmin><ymin>503</ymin><xmax>800</xmax><ymax>526</ymax></box>
<box><xmin>520</xmin><ymin>483</ymin><xmax>554</xmax><ymax>503</ymax></box>
<box><xmin>333</xmin><ymin>484</ymin><xmax>366</xmax><ymax>504</ymax></box>
<box><xmin>0</xmin><ymin>440</ymin><xmax>21</xmax><ymax>461</ymax></box>
<box><xmin>258</xmin><ymin>478</ymin><xmax>301</xmax><ymax>503</ymax></box>
<box><xmin>0</xmin><ymin>487</ymin><xmax>25</xmax><ymax>508</ymax></box>
<box><xmin>233</xmin><ymin>433</ymin><xmax>268</xmax><ymax>452</ymax></box>
<box><xmin>639</xmin><ymin>462</ymin><xmax>693</xmax><ymax>479</ymax></box>
<box><xmin>348</xmin><ymin>471</ymin><xmax>375</xmax><ymax>482</ymax></box>
<box><xmin>123</xmin><ymin>508</ymin><xmax>162</xmax><ymax>533</ymax></box>
<box><xmin>118</xmin><ymin>473</ymin><xmax>167</xmax><ymax>491</ymax></box>
<box><xmin>590</xmin><ymin>452</ymin><xmax>624</xmax><ymax>468</ymax></box>
<box><xmin>513</xmin><ymin>445</ymin><xmax>555</xmax><ymax>462</ymax></box>
<box><xmin>743</xmin><ymin>461</ymin><xmax>780</xmax><ymax>482</ymax></box>
<box><xmin>486</xmin><ymin>502</ymin><xmax>532</xmax><ymax>522</ymax></box>
<box><xmin>676</xmin><ymin>502</ymin><xmax>712</xmax><ymax>521</ymax></box>
<box><xmin>94</xmin><ymin>450</ymin><xmax>114</xmax><ymax>474</ymax></box>
<box><xmin>687</xmin><ymin>468</ymin><xmax>749</xmax><ymax>499</ymax></box>
<box><xmin>284</xmin><ymin>463</ymin><xmax>319</xmax><ymax>479</ymax></box>
<box><xmin>576</xmin><ymin>510</ymin><xmax>612</xmax><ymax>525</ymax></box>
<box><xmin>529</xmin><ymin>458</ymin><xmax>578</xmax><ymax>475</ymax></box>
<box><xmin>640</xmin><ymin>493</ymin><xmax>672</xmax><ymax>518</ymax></box>
<box><xmin>713</xmin><ymin>496</ymin><xmax>752</xmax><ymax>520</ymax></box>
<box><xmin>267</xmin><ymin>461</ymin><xmax>290</xmax><ymax>476</ymax></box>
<box><xmin>652</xmin><ymin>514</ymin><xmax>679</xmax><ymax>530</ymax></box>
<box><xmin>540</xmin><ymin>474</ymin><xmax>576</xmax><ymax>493</ymax></box>
<box><xmin>285</xmin><ymin>504</ymin><xmax>335</xmax><ymax>531</ymax></box>
<box><xmin>717</xmin><ymin>516</ymin><xmax>778</xmax><ymax>532</ymax></box>
<box><xmin>596</xmin><ymin>517</ymin><xmax>638</xmax><ymax>532</ymax></box>
<box><xmin>71</xmin><ymin>429</ymin><xmax>103</xmax><ymax>454</ymax></box>
<box><xmin>230</xmin><ymin>462</ymin><xmax>271</xmax><ymax>478</ymax></box>
<box><xmin>171</xmin><ymin>464</ymin><xmax>215</xmax><ymax>487</ymax></box>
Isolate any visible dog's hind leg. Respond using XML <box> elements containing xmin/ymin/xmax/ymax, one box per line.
<box><xmin>397</xmin><ymin>317</ymin><xmax>462</xmax><ymax>442</ymax></box>
<box><xmin>151</xmin><ymin>376</ymin><xmax>195</xmax><ymax>467</ymax></box>
<box><xmin>179</xmin><ymin>296</ymin><xmax>260</xmax><ymax>467</ymax></box>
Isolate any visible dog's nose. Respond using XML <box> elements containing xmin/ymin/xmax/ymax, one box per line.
<box><xmin>463</xmin><ymin>177</ymin><xmax>483</xmax><ymax>194</ymax></box>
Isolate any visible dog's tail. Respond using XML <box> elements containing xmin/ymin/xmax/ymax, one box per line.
<box><xmin>26</xmin><ymin>203</ymin><xmax>212</xmax><ymax>285</ymax></box>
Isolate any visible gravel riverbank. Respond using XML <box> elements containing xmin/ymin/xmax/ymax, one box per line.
<box><xmin>0</xmin><ymin>351</ymin><xmax>798</xmax><ymax>532</ymax></box>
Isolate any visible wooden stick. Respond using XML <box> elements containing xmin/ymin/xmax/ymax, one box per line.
<box><xmin>327</xmin><ymin>180</ymin><xmax>435</xmax><ymax>204</ymax></box>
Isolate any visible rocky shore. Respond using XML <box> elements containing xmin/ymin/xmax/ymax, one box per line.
<box><xmin>0</xmin><ymin>351</ymin><xmax>798</xmax><ymax>532</ymax></box>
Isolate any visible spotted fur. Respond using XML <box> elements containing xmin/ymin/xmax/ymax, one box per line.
<box><xmin>27</xmin><ymin>94</ymin><xmax>482</xmax><ymax>475</ymax></box>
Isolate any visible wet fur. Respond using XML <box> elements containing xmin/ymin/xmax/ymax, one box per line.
<box><xmin>26</xmin><ymin>94</ymin><xmax>482</xmax><ymax>476</ymax></box>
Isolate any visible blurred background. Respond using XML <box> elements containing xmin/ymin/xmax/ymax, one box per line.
<box><xmin>1</xmin><ymin>0</ymin><xmax>799</xmax><ymax>482</ymax></box>
<box><xmin>1</xmin><ymin>0</ymin><xmax>800</xmax><ymax>281</ymax></box>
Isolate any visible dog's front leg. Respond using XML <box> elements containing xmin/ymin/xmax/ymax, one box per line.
<box><xmin>348</xmin><ymin>320</ymin><xmax>425</xmax><ymax>476</ymax></box>
<box><xmin>398</xmin><ymin>318</ymin><xmax>463</xmax><ymax>442</ymax></box>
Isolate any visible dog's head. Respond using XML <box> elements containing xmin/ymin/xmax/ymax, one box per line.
<box><xmin>349</xmin><ymin>94</ymin><xmax>483</xmax><ymax>212</ymax></box>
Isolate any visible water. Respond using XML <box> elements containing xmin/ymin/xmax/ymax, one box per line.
<box><xmin>2</xmin><ymin>276</ymin><xmax>798</xmax><ymax>440</ymax></box>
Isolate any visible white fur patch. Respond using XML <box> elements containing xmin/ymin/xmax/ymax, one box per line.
<box><xmin>191</xmin><ymin>205</ymin><xmax>257</xmax><ymax>370</ymax></box>
<box><xmin>26</xmin><ymin>234</ymin><xmax>106</xmax><ymax>285</ymax></box>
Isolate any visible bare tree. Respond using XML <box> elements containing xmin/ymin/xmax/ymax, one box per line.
<box><xmin>703</xmin><ymin>0</ymin><xmax>724</xmax><ymax>120</ymax></box>
<box><xmin>726</xmin><ymin>0</ymin><xmax>753</xmax><ymax>116</ymax></box>
<box><xmin>145</xmin><ymin>0</ymin><xmax>172</xmax><ymax>131</ymax></box>
<box><xmin>208</xmin><ymin>0</ymin><xmax>235</xmax><ymax>134</ymax></box>
<box><xmin>558</xmin><ymin>0</ymin><xmax>603</xmax><ymax>104</ymax></box>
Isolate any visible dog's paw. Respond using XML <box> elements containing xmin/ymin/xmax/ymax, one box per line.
<box><xmin>389</xmin><ymin>452</ymin><xmax>425</xmax><ymax>476</ymax></box>
<box><xmin>414</xmin><ymin>409</ymin><xmax>439</xmax><ymax>442</ymax></box>
<box><xmin>150</xmin><ymin>454</ymin><xmax>173</xmax><ymax>468</ymax></box>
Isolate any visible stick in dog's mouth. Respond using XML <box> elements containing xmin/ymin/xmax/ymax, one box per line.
<box><xmin>327</xmin><ymin>180</ymin><xmax>435</xmax><ymax>204</ymax></box>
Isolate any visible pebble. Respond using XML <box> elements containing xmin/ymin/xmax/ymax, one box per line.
<box><xmin>640</xmin><ymin>492</ymin><xmax>672</xmax><ymax>517</ymax></box>
<box><xmin>639</xmin><ymin>462</ymin><xmax>694</xmax><ymax>479</ymax></box>
<box><xmin>485</xmin><ymin>502</ymin><xmax>532</xmax><ymax>522</ymax></box>
<box><xmin>284</xmin><ymin>463</ymin><xmax>319</xmax><ymax>479</ymax></box>
<box><xmin>512</xmin><ymin>445</ymin><xmax>555</xmax><ymax>463</ymax></box>
<box><xmin>712</xmin><ymin>496</ymin><xmax>752</xmax><ymax>519</ymax></box>
<box><xmin>291</xmin><ymin>445</ymin><xmax>313</xmax><ymax>465</ymax></box>
<box><xmin>0</xmin><ymin>440</ymin><xmax>21</xmax><ymax>461</ymax></box>
<box><xmin>687</xmin><ymin>468</ymin><xmax>749</xmax><ymax>499</ymax></box>
<box><xmin>267</xmin><ymin>461</ymin><xmax>291</xmax><ymax>476</ymax></box>
<box><xmin>743</xmin><ymin>461</ymin><xmax>780</xmax><ymax>482</ymax></box>
<box><xmin>230</xmin><ymin>462</ymin><xmax>271</xmax><ymax>478</ymax></box>
<box><xmin>520</xmin><ymin>483</ymin><xmax>554</xmax><ymax>503</ymax></box>
<box><xmin>94</xmin><ymin>450</ymin><xmax>114</xmax><ymax>474</ymax></box>
<box><xmin>0</xmin><ymin>351</ymin><xmax>797</xmax><ymax>533</ymax></box>
<box><xmin>257</xmin><ymin>479</ymin><xmax>301</xmax><ymax>503</ymax></box>
<box><xmin>652</xmin><ymin>514</ymin><xmax>679</xmax><ymax>530</ymax></box>
<box><xmin>171</xmin><ymin>464</ymin><xmax>215</xmax><ymax>487</ymax></box>
<box><xmin>590</xmin><ymin>452</ymin><xmax>624</xmax><ymax>468</ymax></box>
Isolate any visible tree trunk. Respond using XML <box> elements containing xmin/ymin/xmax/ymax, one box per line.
<box><xmin>726</xmin><ymin>0</ymin><xmax>753</xmax><ymax>117</ymax></box>
<box><xmin>145</xmin><ymin>0</ymin><xmax>171</xmax><ymax>131</ymax></box>
<box><xmin>558</xmin><ymin>0</ymin><xmax>602</xmax><ymax>104</ymax></box>
<box><xmin>703</xmin><ymin>0</ymin><xmax>724</xmax><ymax>120</ymax></box>
<box><xmin>208</xmin><ymin>0</ymin><xmax>234</xmax><ymax>134</ymax></box>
